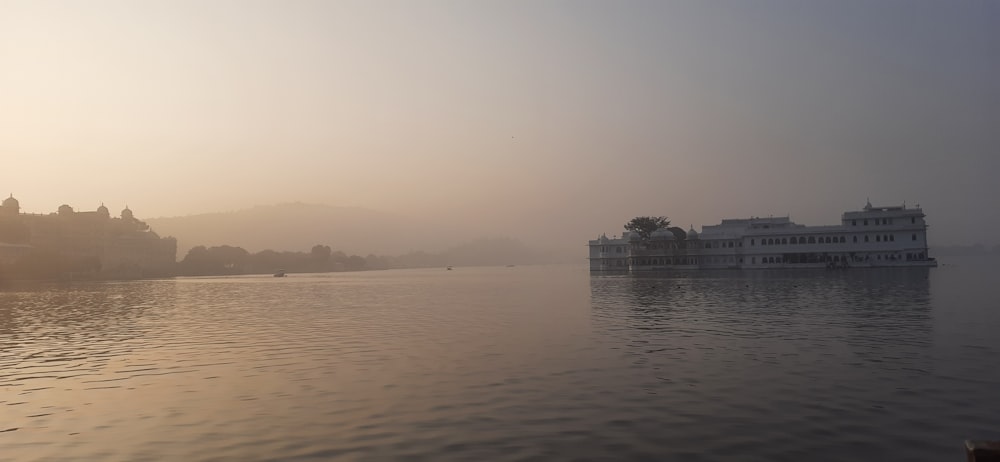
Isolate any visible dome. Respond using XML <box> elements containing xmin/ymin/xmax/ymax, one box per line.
<box><xmin>651</xmin><ymin>228</ymin><xmax>673</xmax><ymax>239</ymax></box>
<box><xmin>121</xmin><ymin>206</ymin><xmax>134</xmax><ymax>220</ymax></box>
<box><xmin>2</xmin><ymin>194</ymin><xmax>18</xmax><ymax>208</ymax></box>
<box><xmin>97</xmin><ymin>204</ymin><xmax>109</xmax><ymax>213</ymax></box>
<box><xmin>686</xmin><ymin>226</ymin><xmax>699</xmax><ymax>239</ymax></box>
<box><xmin>58</xmin><ymin>204</ymin><xmax>74</xmax><ymax>215</ymax></box>
<box><xmin>628</xmin><ymin>232</ymin><xmax>643</xmax><ymax>241</ymax></box>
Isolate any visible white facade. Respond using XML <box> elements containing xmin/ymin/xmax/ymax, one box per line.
<box><xmin>589</xmin><ymin>201</ymin><xmax>935</xmax><ymax>271</ymax></box>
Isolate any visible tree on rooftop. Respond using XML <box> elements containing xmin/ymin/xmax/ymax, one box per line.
<box><xmin>624</xmin><ymin>216</ymin><xmax>670</xmax><ymax>240</ymax></box>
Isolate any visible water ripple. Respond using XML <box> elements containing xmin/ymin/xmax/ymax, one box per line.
<box><xmin>1</xmin><ymin>263</ymin><xmax>1000</xmax><ymax>460</ymax></box>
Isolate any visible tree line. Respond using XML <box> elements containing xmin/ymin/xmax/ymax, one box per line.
<box><xmin>177</xmin><ymin>244</ymin><xmax>390</xmax><ymax>276</ymax></box>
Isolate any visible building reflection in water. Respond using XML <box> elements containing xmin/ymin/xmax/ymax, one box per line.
<box><xmin>588</xmin><ymin>267</ymin><xmax>934</xmax><ymax>410</ymax></box>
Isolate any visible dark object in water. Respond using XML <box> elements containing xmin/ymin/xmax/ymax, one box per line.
<box><xmin>274</xmin><ymin>269</ymin><xmax>287</xmax><ymax>277</ymax></box>
<box><xmin>966</xmin><ymin>440</ymin><xmax>1000</xmax><ymax>461</ymax></box>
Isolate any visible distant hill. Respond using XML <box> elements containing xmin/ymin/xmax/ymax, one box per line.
<box><xmin>146</xmin><ymin>203</ymin><xmax>438</xmax><ymax>258</ymax></box>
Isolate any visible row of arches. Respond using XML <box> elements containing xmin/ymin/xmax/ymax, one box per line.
<box><xmin>703</xmin><ymin>241</ymin><xmax>739</xmax><ymax>249</ymax></box>
<box><xmin>754</xmin><ymin>236</ymin><xmax>847</xmax><ymax>246</ymax></box>
<box><xmin>632</xmin><ymin>257</ymin><xmax>698</xmax><ymax>266</ymax></box>
<box><xmin>754</xmin><ymin>254</ymin><xmax>848</xmax><ymax>265</ymax></box>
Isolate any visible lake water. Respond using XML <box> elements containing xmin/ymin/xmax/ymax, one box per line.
<box><xmin>2</xmin><ymin>258</ymin><xmax>999</xmax><ymax>461</ymax></box>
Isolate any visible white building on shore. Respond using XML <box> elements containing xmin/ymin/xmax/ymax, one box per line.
<box><xmin>589</xmin><ymin>201</ymin><xmax>935</xmax><ymax>271</ymax></box>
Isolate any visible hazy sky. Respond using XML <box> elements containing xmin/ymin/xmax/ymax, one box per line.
<box><xmin>2</xmin><ymin>0</ymin><xmax>998</xmax><ymax>248</ymax></box>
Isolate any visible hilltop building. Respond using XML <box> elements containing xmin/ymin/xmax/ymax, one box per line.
<box><xmin>0</xmin><ymin>194</ymin><xmax>176</xmax><ymax>278</ymax></box>
<box><xmin>589</xmin><ymin>201</ymin><xmax>935</xmax><ymax>271</ymax></box>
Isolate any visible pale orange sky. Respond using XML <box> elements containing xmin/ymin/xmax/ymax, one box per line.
<box><xmin>2</xmin><ymin>1</ymin><xmax>998</xmax><ymax>249</ymax></box>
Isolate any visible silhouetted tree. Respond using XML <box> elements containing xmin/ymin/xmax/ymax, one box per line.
<box><xmin>624</xmin><ymin>216</ymin><xmax>670</xmax><ymax>240</ymax></box>
<box><xmin>311</xmin><ymin>244</ymin><xmax>331</xmax><ymax>259</ymax></box>
<box><xmin>211</xmin><ymin>245</ymin><xmax>249</xmax><ymax>270</ymax></box>
<box><xmin>365</xmin><ymin>253</ymin><xmax>389</xmax><ymax>270</ymax></box>
<box><xmin>666</xmin><ymin>226</ymin><xmax>688</xmax><ymax>241</ymax></box>
<box><xmin>249</xmin><ymin>249</ymin><xmax>282</xmax><ymax>272</ymax></box>
<box><xmin>310</xmin><ymin>244</ymin><xmax>332</xmax><ymax>268</ymax></box>
<box><xmin>179</xmin><ymin>245</ymin><xmax>249</xmax><ymax>275</ymax></box>
<box><xmin>345</xmin><ymin>255</ymin><xmax>366</xmax><ymax>271</ymax></box>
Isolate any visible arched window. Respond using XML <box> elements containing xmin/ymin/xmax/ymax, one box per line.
<box><xmin>751</xmin><ymin>257</ymin><xmax>756</xmax><ymax>264</ymax></box>
<box><xmin>883</xmin><ymin>235</ymin><xmax>889</xmax><ymax>242</ymax></box>
<box><xmin>839</xmin><ymin>236</ymin><xmax>846</xmax><ymax>243</ymax></box>
<box><xmin>781</xmin><ymin>238</ymin><xmax>787</xmax><ymax>245</ymax></box>
<box><xmin>729</xmin><ymin>242</ymin><xmax>734</xmax><ymax>248</ymax></box>
<box><xmin>767</xmin><ymin>238</ymin><xmax>774</xmax><ymax>245</ymax></box>
<box><xmin>889</xmin><ymin>235</ymin><xmax>894</xmax><ymax>242</ymax></box>
<box><xmin>790</xmin><ymin>237</ymin><xmax>797</xmax><ymax>244</ymax></box>
<box><xmin>825</xmin><ymin>237</ymin><xmax>832</xmax><ymax>244</ymax></box>
<box><xmin>876</xmin><ymin>235</ymin><xmax>881</xmax><ymax>242</ymax></box>
<box><xmin>808</xmin><ymin>237</ymin><xmax>816</xmax><ymax>244</ymax></box>
<box><xmin>853</xmin><ymin>236</ymin><xmax>858</xmax><ymax>243</ymax></box>
<box><xmin>863</xmin><ymin>219</ymin><xmax>869</xmax><ymax>225</ymax></box>
<box><xmin>865</xmin><ymin>235</ymin><xmax>869</xmax><ymax>242</ymax></box>
<box><xmin>750</xmin><ymin>239</ymin><xmax>755</xmax><ymax>246</ymax></box>
<box><xmin>912</xmin><ymin>234</ymin><xmax>917</xmax><ymax>241</ymax></box>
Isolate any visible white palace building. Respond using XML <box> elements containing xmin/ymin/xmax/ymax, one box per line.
<box><xmin>588</xmin><ymin>201</ymin><xmax>936</xmax><ymax>271</ymax></box>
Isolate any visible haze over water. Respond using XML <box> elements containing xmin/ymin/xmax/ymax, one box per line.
<box><xmin>3</xmin><ymin>258</ymin><xmax>998</xmax><ymax>461</ymax></box>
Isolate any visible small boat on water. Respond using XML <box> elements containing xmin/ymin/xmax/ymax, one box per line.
<box><xmin>273</xmin><ymin>269</ymin><xmax>287</xmax><ymax>277</ymax></box>
<box><xmin>446</xmin><ymin>266</ymin><xmax>453</xmax><ymax>270</ymax></box>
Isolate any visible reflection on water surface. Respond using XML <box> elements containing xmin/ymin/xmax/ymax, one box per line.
<box><xmin>2</xmin><ymin>261</ymin><xmax>999</xmax><ymax>461</ymax></box>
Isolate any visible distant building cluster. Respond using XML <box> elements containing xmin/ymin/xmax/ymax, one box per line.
<box><xmin>0</xmin><ymin>194</ymin><xmax>176</xmax><ymax>278</ymax></box>
<box><xmin>589</xmin><ymin>201</ymin><xmax>935</xmax><ymax>271</ymax></box>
